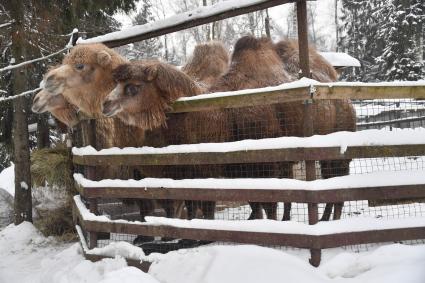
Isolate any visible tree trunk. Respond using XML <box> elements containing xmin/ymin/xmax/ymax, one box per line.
<box><xmin>37</xmin><ymin>114</ymin><xmax>50</xmax><ymax>149</ymax></box>
<box><xmin>8</xmin><ymin>1</ymin><xmax>33</xmax><ymax>224</ymax></box>
<box><xmin>265</xmin><ymin>9</ymin><xmax>271</xmax><ymax>38</ymax></box>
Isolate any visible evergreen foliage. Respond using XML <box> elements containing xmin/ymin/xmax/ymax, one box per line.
<box><xmin>339</xmin><ymin>0</ymin><xmax>424</xmax><ymax>81</ymax></box>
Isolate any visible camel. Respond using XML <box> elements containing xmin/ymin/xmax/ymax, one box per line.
<box><xmin>182</xmin><ymin>41</ymin><xmax>229</xmax><ymax>87</ymax></box>
<box><xmin>103</xmin><ymin>59</ymin><xmax>230</xmax><ymax>219</ymax></box>
<box><xmin>274</xmin><ymin>39</ymin><xmax>357</xmax><ymax>221</ymax></box>
<box><xmin>208</xmin><ymin>36</ymin><xmax>294</xmax><ymax>220</ymax></box>
<box><xmin>35</xmin><ymin>44</ymin><xmax>188</xmax><ymax>228</ymax></box>
<box><xmin>103</xmin><ymin>37</ymin><xmax>295</xmax><ymax>221</ymax></box>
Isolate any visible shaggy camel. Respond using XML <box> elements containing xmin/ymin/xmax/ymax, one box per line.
<box><xmin>182</xmin><ymin>41</ymin><xmax>229</xmax><ymax>87</ymax></box>
<box><xmin>208</xmin><ymin>36</ymin><xmax>294</xmax><ymax>220</ymax></box>
<box><xmin>103</xmin><ymin>58</ymin><xmax>230</xmax><ymax>219</ymax></box>
<box><xmin>274</xmin><ymin>39</ymin><xmax>356</xmax><ymax>221</ymax></box>
<box><xmin>102</xmin><ymin>37</ymin><xmax>296</xmax><ymax>221</ymax></box>
<box><xmin>37</xmin><ymin>44</ymin><xmax>187</xmax><ymax>224</ymax></box>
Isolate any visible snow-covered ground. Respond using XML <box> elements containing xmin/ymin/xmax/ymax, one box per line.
<box><xmin>1</xmin><ymin>221</ymin><xmax>425</xmax><ymax>283</ymax></box>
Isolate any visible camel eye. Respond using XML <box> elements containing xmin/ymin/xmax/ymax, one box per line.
<box><xmin>125</xmin><ymin>84</ymin><xmax>139</xmax><ymax>96</ymax></box>
<box><xmin>75</xmin><ymin>64</ymin><xmax>85</xmax><ymax>70</ymax></box>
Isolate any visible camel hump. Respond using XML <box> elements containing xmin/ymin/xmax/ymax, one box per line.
<box><xmin>233</xmin><ymin>36</ymin><xmax>272</xmax><ymax>54</ymax></box>
<box><xmin>182</xmin><ymin>41</ymin><xmax>229</xmax><ymax>86</ymax></box>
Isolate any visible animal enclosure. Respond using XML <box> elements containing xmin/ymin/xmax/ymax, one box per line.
<box><xmin>73</xmin><ymin>83</ymin><xmax>425</xmax><ymax>268</ymax></box>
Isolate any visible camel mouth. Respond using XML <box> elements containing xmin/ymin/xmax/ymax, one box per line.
<box><xmin>102</xmin><ymin>101</ymin><xmax>122</xmax><ymax>117</ymax></box>
<box><xmin>31</xmin><ymin>100</ymin><xmax>47</xmax><ymax>113</ymax></box>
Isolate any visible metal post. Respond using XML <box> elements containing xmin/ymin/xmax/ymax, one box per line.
<box><xmin>297</xmin><ymin>0</ymin><xmax>321</xmax><ymax>267</ymax></box>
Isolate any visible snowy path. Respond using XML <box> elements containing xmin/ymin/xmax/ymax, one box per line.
<box><xmin>1</xmin><ymin>222</ymin><xmax>425</xmax><ymax>283</ymax></box>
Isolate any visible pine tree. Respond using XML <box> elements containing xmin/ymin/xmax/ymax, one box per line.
<box><xmin>339</xmin><ymin>0</ymin><xmax>385</xmax><ymax>81</ymax></box>
<box><xmin>376</xmin><ymin>0</ymin><xmax>424</xmax><ymax>81</ymax></box>
<box><xmin>119</xmin><ymin>1</ymin><xmax>163</xmax><ymax>60</ymax></box>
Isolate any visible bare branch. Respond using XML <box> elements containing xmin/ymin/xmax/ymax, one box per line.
<box><xmin>0</xmin><ymin>21</ymin><xmax>13</xmax><ymax>29</ymax></box>
<box><xmin>0</xmin><ymin>46</ymin><xmax>69</xmax><ymax>73</ymax></box>
<box><xmin>0</xmin><ymin>87</ymin><xmax>41</xmax><ymax>103</ymax></box>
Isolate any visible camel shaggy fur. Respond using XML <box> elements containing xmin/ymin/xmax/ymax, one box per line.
<box><xmin>182</xmin><ymin>41</ymin><xmax>229</xmax><ymax>88</ymax></box>
<box><xmin>104</xmin><ymin>59</ymin><xmax>229</xmax><ymax>219</ymax></box>
<box><xmin>37</xmin><ymin>44</ymin><xmax>184</xmax><ymax>224</ymax></box>
<box><xmin>208</xmin><ymin>36</ymin><xmax>294</xmax><ymax>220</ymax></box>
<box><xmin>274</xmin><ymin>39</ymin><xmax>356</xmax><ymax>220</ymax></box>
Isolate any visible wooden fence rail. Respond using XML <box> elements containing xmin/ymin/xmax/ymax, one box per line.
<box><xmin>171</xmin><ymin>84</ymin><xmax>425</xmax><ymax>113</ymax></box>
<box><xmin>73</xmin><ymin>83</ymin><xmax>425</xmax><ymax>268</ymax></box>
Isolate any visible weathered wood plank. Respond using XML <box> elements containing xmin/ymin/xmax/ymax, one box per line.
<box><xmin>315</xmin><ymin>85</ymin><xmax>425</xmax><ymax>100</ymax></box>
<box><xmin>171</xmin><ymin>87</ymin><xmax>312</xmax><ymax>113</ymax></box>
<box><xmin>76</xmin><ymin>183</ymin><xmax>425</xmax><ymax>203</ymax></box>
<box><xmin>169</xmin><ymin>85</ymin><xmax>425</xmax><ymax>113</ymax></box>
<box><xmin>85</xmin><ymin>0</ymin><xmax>305</xmax><ymax>48</ymax></box>
<box><xmin>73</xmin><ymin>144</ymin><xmax>425</xmax><ymax>166</ymax></box>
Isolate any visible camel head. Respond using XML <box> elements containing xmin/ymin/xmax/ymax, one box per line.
<box><xmin>32</xmin><ymin>89</ymin><xmax>79</xmax><ymax>128</ymax></box>
<box><xmin>274</xmin><ymin>39</ymin><xmax>337</xmax><ymax>82</ymax></box>
<box><xmin>209</xmin><ymin>36</ymin><xmax>291</xmax><ymax>92</ymax></box>
<box><xmin>182</xmin><ymin>41</ymin><xmax>229</xmax><ymax>87</ymax></box>
<box><xmin>42</xmin><ymin>43</ymin><xmax>126</xmax><ymax>117</ymax></box>
<box><xmin>102</xmin><ymin>60</ymin><xmax>201</xmax><ymax>129</ymax></box>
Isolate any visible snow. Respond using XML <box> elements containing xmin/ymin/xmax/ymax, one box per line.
<box><xmin>1</xmin><ymin>214</ymin><xmax>425</xmax><ymax>283</ymax></box>
<box><xmin>319</xmin><ymin>52</ymin><xmax>361</xmax><ymax>67</ymax></box>
<box><xmin>74</xmin><ymin>195</ymin><xmax>425</xmax><ymax>236</ymax></box>
<box><xmin>73</xmin><ymin>128</ymin><xmax>425</xmax><ymax>156</ymax></box>
<box><xmin>0</xmin><ymin>222</ymin><xmax>159</xmax><ymax>283</ymax></box>
<box><xmin>79</xmin><ymin>0</ymin><xmax>294</xmax><ymax>45</ymax></box>
<box><xmin>74</xmin><ymin>167</ymin><xmax>425</xmax><ymax>191</ymax></box>
<box><xmin>149</xmin><ymin>244</ymin><xmax>425</xmax><ymax>283</ymax></box>
<box><xmin>0</xmin><ymin>164</ymin><xmax>14</xmax><ymax>196</ymax></box>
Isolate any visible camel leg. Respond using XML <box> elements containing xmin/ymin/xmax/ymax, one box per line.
<box><xmin>134</xmin><ymin>200</ymin><xmax>155</xmax><ymax>244</ymax></box>
<box><xmin>263</xmin><ymin>202</ymin><xmax>277</xmax><ymax>220</ymax></box>
<box><xmin>320</xmin><ymin>160</ymin><xmax>350</xmax><ymax>221</ymax></box>
<box><xmin>333</xmin><ymin>202</ymin><xmax>343</xmax><ymax>220</ymax></box>
<box><xmin>202</xmin><ymin>201</ymin><xmax>216</xmax><ymax>220</ymax></box>
<box><xmin>282</xmin><ymin>202</ymin><xmax>292</xmax><ymax>221</ymax></box>
<box><xmin>185</xmin><ymin>200</ymin><xmax>197</xmax><ymax>220</ymax></box>
<box><xmin>248</xmin><ymin>202</ymin><xmax>264</xmax><ymax>220</ymax></box>
<box><xmin>320</xmin><ymin>203</ymin><xmax>334</xmax><ymax>221</ymax></box>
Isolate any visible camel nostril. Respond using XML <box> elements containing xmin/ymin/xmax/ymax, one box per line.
<box><xmin>33</xmin><ymin>96</ymin><xmax>39</xmax><ymax>105</ymax></box>
<box><xmin>102</xmin><ymin>100</ymin><xmax>111</xmax><ymax>112</ymax></box>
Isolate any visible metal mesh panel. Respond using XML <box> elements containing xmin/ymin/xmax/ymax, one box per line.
<box><xmin>82</xmin><ymin>98</ymin><xmax>425</xmax><ymax>253</ymax></box>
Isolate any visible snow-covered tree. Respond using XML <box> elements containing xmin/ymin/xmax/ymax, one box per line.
<box><xmin>375</xmin><ymin>0</ymin><xmax>424</xmax><ymax>81</ymax></box>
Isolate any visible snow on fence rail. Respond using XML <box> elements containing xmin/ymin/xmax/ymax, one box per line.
<box><xmin>170</xmin><ymin>79</ymin><xmax>425</xmax><ymax>113</ymax></box>
<box><xmin>72</xmin><ymin>82</ymin><xmax>425</xmax><ymax>268</ymax></box>
<box><xmin>73</xmin><ymin>195</ymin><xmax>425</xmax><ymax>251</ymax></box>
<box><xmin>78</xmin><ymin>0</ymin><xmax>307</xmax><ymax>48</ymax></box>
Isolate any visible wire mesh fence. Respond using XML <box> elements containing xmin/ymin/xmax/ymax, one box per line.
<box><xmin>78</xmin><ymin>98</ymin><xmax>425</xmax><ymax>253</ymax></box>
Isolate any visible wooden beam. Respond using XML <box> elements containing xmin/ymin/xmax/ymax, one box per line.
<box><xmin>315</xmin><ymin>85</ymin><xmax>425</xmax><ymax>100</ymax></box>
<box><xmin>168</xmin><ymin>85</ymin><xmax>425</xmax><ymax>113</ymax></box>
<box><xmin>76</xmin><ymin>183</ymin><xmax>425</xmax><ymax>203</ymax></box>
<box><xmin>72</xmin><ymin>144</ymin><xmax>425</xmax><ymax>166</ymax></box>
<box><xmin>84</xmin><ymin>0</ymin><xmax>305</xmax><ymax>48</ymax></box>
<box><xmin>296</xmin><ymin>0</ymin><xmax>310</xmax><ymax>78</ymax></box>
<box><xmin>171</xmin><ymin>86</ymin><xmax>312</xmax><ymax>113</ymax></box>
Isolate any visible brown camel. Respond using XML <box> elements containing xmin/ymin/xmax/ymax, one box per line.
<box><xmin>182</xmin><ymin>41</ymin><xmax>229</xmax><ymax>87</ymax></box>
<box><xmin>207</xmin><ymin>36</ymin><xmax>294</xmax><ymax>220</ymax></box>
<box><xmin>103</xmin><ymin>59</ymin><xmax>229</xmax><ymax>220</ymax></box>
<box><xmin>274</xmin><ymin>39</ymin><xmax>357</xmax><ymax>221</ymax></box>
<box><xmin>36</xmin><ymin>44</ymin><xmax>186</xmax><ymax>227</ymax></box>
<box><xmin>102</xmin><ymin>37</ymin><xmax>296</xmax><ymax>221</ymax></box>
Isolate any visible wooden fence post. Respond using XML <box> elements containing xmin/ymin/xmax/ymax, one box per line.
<box><xmin>297</xmin><ymin>0</ymin><xmax>321</xmax><ymax>267</ymax></box>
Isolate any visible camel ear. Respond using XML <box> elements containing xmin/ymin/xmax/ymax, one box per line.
<box><xmin>97</xmin><ymin>51</ymin><xmax>112</xmax><ymax>67</ymax></box>
<box><xmin>140</xmin><ymin>64</ymin><xmax>158</xmax><ymax>82</ymax></box>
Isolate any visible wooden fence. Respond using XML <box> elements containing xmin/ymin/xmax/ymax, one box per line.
<box><xmin>72</xmin><ymin>83</ymin><xmax>425</xmax><ymax>269</ymax></box>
